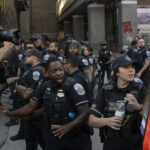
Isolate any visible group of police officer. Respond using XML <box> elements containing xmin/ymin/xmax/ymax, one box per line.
<box><xmin>0</xmin><ymin>34</ymin><xmax>149</xmax><ymax>150</ymax></box>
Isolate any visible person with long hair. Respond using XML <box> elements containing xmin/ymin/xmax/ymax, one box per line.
<box><xmin>89</xmin><ymin>55</ymin><xmax>148</xmax><ymax>150</ymax></box>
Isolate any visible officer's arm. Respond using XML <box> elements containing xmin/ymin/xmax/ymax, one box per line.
<box><xmin>0</xmin><ymin>100</ymin><xmax>39</xmax><ymax>118</ymax></box>
<box><xmin>83</xmin><ymin>69</ymin><xmax>92</xmax><ymax>83</ymax></box>
<box><xmin>0</xmin><ymin>42</ymin><xmax>15</xmax><ymax>62</ymax></box>
<box><xmin>107</xmin><ymin>55</ymin><xmax>115</xmax><ymax>64</ymax></box>
<box><xmin>16</xmin><ymin>85</ymin><xmax>33</xmax><ymax>100</ymax></box>
<box><xmin>89</xmin><ymin>66</ymin><xmax>94</xmax><ymax>75</ymax></box>
<box><xmin>89</xmin><ymin>114</ymin><xmax>110</xmax><ymax>128</ymax></box>
<box><xmin>65</xmin><ymin>104</ymin><xmax>89</xmax><ymax>131</ymax></box>
<box><xmin>138</xmin><ymin>59</ymin><xmax>150</xmax><ymax>75</ymax></box>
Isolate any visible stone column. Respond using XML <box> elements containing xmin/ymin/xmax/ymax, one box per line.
<box><xmin>87</xmin><ymin>3</ymin><xmax>105</xmax><ymax>54</ymax></box>
<box><xmin>20</xmin><ymin>9</ymin><xmax>31</xmax><ymax>40</ymax></box>
<box><xmin>117</xmin><ymin>0</ymin><xmax>138</xmax><ymax>49</ymax></box>
<box><xmin>72</xmin><ymin>15</ymin><xmax>85</xmax><ymax>41</ymax></box>
<box><xmin>64</xmin><ymin>21</ymin><xmax>73</xmax><ymax>36</ymax></box>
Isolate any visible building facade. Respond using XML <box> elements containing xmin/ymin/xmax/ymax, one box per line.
<box><xmin>56</xmin><ymin>0</ymin><xmax>150</xmax><ymax>53</ymax></box>
<box><xmin>0</xmin><ymin>0</ymin><xmax>58</xmax><ymax>41</ymax></box>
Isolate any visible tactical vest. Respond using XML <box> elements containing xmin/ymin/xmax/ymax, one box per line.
<box><xmin>100</xmin><ymin>81</ymin><xmax>143</xmax><ymax>144</ymax></box>
<box><xmin>43</xmin><ymin>77</ymin><xmax>77</xmax><ymax>125</ymax></box>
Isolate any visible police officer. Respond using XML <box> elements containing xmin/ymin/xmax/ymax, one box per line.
<box><xmin>82</xmin><ymin>45</ymin><xmax>96</xmax><ymax>103</ymax></box>
<box><xmin>98</xmin><ymin>40</ymin><xmax>113</xmax><ymax>85</ymax></box>
<box><xmin>68</xmin><ymin>42</ymin><xmax>93</xmax><ymax>83</ymax></box>
<box><xmin>63</xmin><ymin>56</ymin><xmax>90</xmax><ymax>105</ymax></box>
<box><xmin>64</xmin><ymin>34</ymin><xmax>72</xmax><ymax>57</ymax></box>
<box><xmin>89</xmin><ymin>55</ymin><xmax>148</xmax><ymax>150</ymax></box>
<box><xmin>10</xmin><ymin>49</ymin><xmax>43</xmax><ymax>149</ymax></box>
<box><xmin>30</xmin><ymin>35</ymin><xmax>49</xmax><ymax>54</ymax></box>
<box><xmin>0</xmin><ymin>58</ymin><xmax>92</xmax><ymax>150</ymax></box>
<box><xmin>128</xmin><ymin>38</ymin><xmax>150</xmax><ymax>88</ymax></box>
<box><xmin>80</xmin><ymin>41</ymin><xmax>89</xmax><ymax>56</ymax></box>
<box><xmin>5</xmin><ymin>44</ymin><xmax>25</xmax><ymax>126</ymax></box>
<box><xmin>127</xmin><ymin>40</ymin><xmax>138</xmax><ymax>60</ymax></box>
<box><xmin>48</xmin><ymin>41</ymin><xmax>64</xmax><ymax>62</ymax></box>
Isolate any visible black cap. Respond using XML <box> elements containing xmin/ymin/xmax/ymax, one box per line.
<box><xmin>65</xmin><ymin>34</ymin><xmax>72</xmax><ymax>39</ymax></box>
<box><xmin>100</xmin><ymin>40</ymin><xmax>108</xmax><ymax>46</ymax></box>
<box><xmin>30</xmin><ymin>35</ymin><xmax>43</xmax><ymax>42</ymax></box>
<box><xmin>112</xmin><ymin>56</ymin><xmax>134</xmax><ymax>71</ymax></box>
<box><xmin>80</xmin><ymin>41</ymin><xmax>89</xmax><ymax>46</ymax></box>
<box><xmin>131</xmin><ymin>40</ymin><xmax>138</xmax><ymax>46</ymax></box>
<box><xmin>25</xmin><ymin>48</ymin><xmax>42</xmax><ymax>59</ymax></box>
<box><xmin>69</xmin><ymin>42</ymin><xmax>79</xmax><ymax>49</ymax></box>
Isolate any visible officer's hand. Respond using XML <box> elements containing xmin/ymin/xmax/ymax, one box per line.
<box><xmin>136</xmin><ymin>72</ymin><xmax>142</xmax><ymax>78</ymax></box>
<box><xmin>3</xmin><ymin>42</ymin><xmax>14</xmax><ymax>48</ymax></box>
<box><xmin>124</xmin><ymin>94</ymin><xmax>141</xmax><ymax>111</ymax></box>
<box><xmin>51</xmin><ymin>124</ymin><xmax>71</xmax><ymax>139</ymax></box>
<box><xmin>6</xmin><ymin>78</ymin><xmax>15</xmax><ymax>85</ymax></box>
<box><xmin>0</xmin><ymin>106</ymin><xmax>11</xmax><ymax>116</ymax></box>
<box><xmin>107</xmin><ymin>117</ymin><xmax>122</xmax><ymax>130</ymax></box>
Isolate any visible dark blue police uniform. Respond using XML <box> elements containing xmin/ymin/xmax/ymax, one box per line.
<box><xmin>32</xmin><ymin>77</ymin><xmax>92</xmax><ymax>150</ymax></box>
<box><xmin>90</xmin><ymin>81</ymin><xmax>147</xmax><ymax>150</ymax></box>
<box><xmin>98</xmin><ymin>48</ymin><xmax>112</xmax><ymax>85</ymax></box>
<box><xmin>128</xmin><ymin>47</ymin><xmax>150</xmax><ymax>88</ymax></box>
<box><xmin>17</xmin><ymin>64</ymin><xmax>44</xmax><ymax>150</ymax></box>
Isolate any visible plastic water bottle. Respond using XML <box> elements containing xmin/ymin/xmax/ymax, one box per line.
<box><xmin>68</xmin><ymin>112</ymin><xmax>75</xmax><ymax>120</ymax></box>
<box><xmin>115</xmin><ymin>102</ymin><xmax>125</xmax><ymax>119</ymax></box>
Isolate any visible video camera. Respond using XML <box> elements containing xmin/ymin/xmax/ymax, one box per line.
<box><xmin>0</xmin><ymin>26</ymin><xmax>21</xmax><ymax>48</ymax></box>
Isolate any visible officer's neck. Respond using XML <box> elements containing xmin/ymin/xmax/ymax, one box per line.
<box><xmin>70</xmin><ymin>67</ymin><xmax>78</xmax><ymax>75</ymax></box>
<box><xmin>31</xmin><ymin>61</ymin><xmax>40</xmax><ymax>67</ymax></box>
<box><xmin>117</xmin><ymin>79</ymin><xmax>130</xmax><ymax>89</ymax></box>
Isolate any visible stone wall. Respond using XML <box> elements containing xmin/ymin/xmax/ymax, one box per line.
<box><xmin>31</xmin><ymin>0</ymin><xmax>58</xmax><ymax>39</ymax></box>
<box><xmin>0</xmin><ymin>0</ymin><xmax>18</xmax><ymax>29</ymax></box>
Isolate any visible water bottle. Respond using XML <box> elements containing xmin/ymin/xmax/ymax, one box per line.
<box><xmin>115</xmin><ymin>102</ymin><xmax>125</xmax><ymax>119</ymax></box>
<box><xmin>68</xmin><ymin>112</ymin><xmax>75</xmax><ymax>120</ymax></box>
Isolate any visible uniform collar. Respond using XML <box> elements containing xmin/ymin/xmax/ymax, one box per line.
<box><xmin>114</xmin><ymin>81</ymin><xmax>134</xmax><ymax>92</ymax></box>
<box><xmin>71</xmin><ymin>69</ymin><xmax>81</xmax><ymax>76</ymax></box>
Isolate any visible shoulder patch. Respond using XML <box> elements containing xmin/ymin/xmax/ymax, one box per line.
<box><xmin>146</xmin><ymin>51</ymin><xmax>150</xmax><ymax>59</ymax></box>
<box><xmin>74</xmin><ymin>83</ymin><xmax>85</xmax><ymax>96</ymax></box>
<box><xmin>58</xmin><ymin>56</ymin><xmax>63</xmax><ymax>62</ymax></box>
<box><xmin>82</xmin><ymin>59</ymin><xmax>89</xmax><ymax>66</ymax></box>
<box><xmin>109</xmin><ymin>51</ymin><xmax>112</xmax><ymax>55</ymax></box>
<box><xmin>44</xmin><ymin>54</ymin><xmax>50</xmax><ymax>61</ymax></box>
<box><xmin>18</xmin><ymin>54</ymin><xmax>23</xmax><ymax>61</ymax></box>
<box><xmin>134</xmin><ymin>77</ymin><xmax>143</xmax><ymax>84</ymax></box>
<box><xmin>33</xmin><ymin>71</ymin><xmax>40</xmax><ymax>81</ymax></box>
<box><xmin>89</xmin><ymin>58</ymin><xmax>94</xmax><ymax>64</ymax></box>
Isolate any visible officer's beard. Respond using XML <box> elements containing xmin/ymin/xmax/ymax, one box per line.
<box><xmin>36</xmin><ymin>46</ymin><xmax>42</xmax><ymax>51</ymax></box>
<box><xmin>50</xmin><ymin>51</ymin><xmax>57</xmax><ymax>55</ymax></box>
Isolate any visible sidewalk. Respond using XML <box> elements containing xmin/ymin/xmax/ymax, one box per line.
<box><xmin>0</xmin><ymin>93</ymin><xmax>10</xmax><ymax>148</ymax></box>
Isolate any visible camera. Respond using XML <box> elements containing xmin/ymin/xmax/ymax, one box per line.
<box><xmin>0</xmin><ymin>26</ymin><xmax>20</xmax><ymax>47</ymax></box>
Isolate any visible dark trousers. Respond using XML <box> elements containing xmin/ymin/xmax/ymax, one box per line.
<box><xmin>24</xmin><ymin>118</ymin><xmax>45</xmax><ymax>150</ymax></box>
<box><xmin>101</xmin><ymin>64</ymin><xmax>111</xmax><ymax>85</ymax></box>
<box><xmin>89</xmin><ymin>77</ymin><xmax>96</xmax><ymax>106</ymax></box>
<box><xmin>141</xmin><ymin>70</ymin><xmax>150</xmax><ymax>89</ymax></box>
<box><xmin>43</xmin><ymin>129</ymin><xmax>92</xmax><ymax>150</ymax></box>
<box><xmin>103</xmin><ymin>138</ymin><xmax>142</xmax><ymax>150</ymax></box>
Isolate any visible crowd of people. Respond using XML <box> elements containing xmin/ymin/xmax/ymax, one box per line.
<box><xmin>0</xmin><ymin>34</ymin><xmax>149</xmax><ymax>150</ymax></box>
